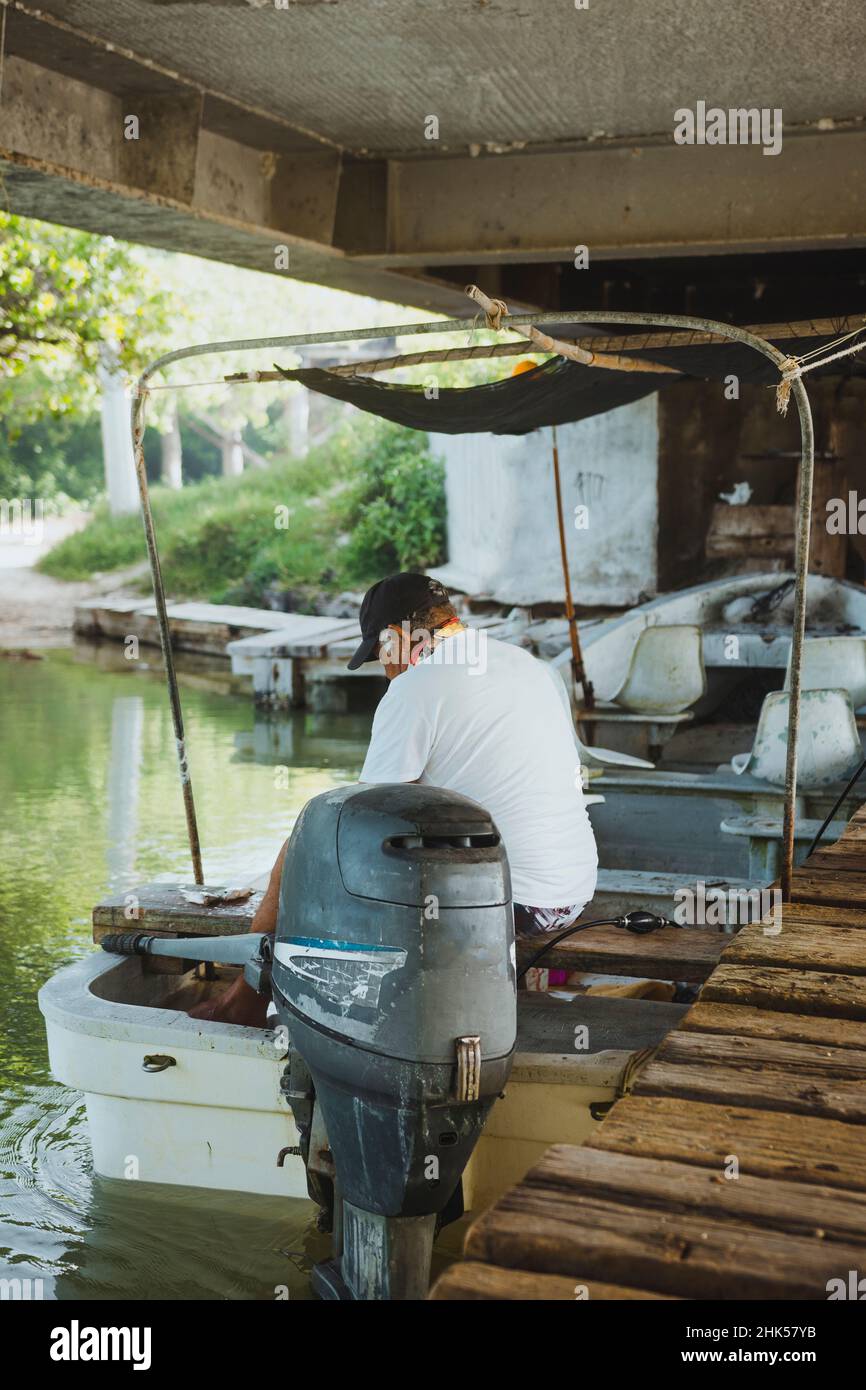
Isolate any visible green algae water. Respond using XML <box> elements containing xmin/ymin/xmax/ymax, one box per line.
<box><xmin>0</xmin><ymin>647</ymin><xmax>373</xmax><ymax>1300</ymax></box>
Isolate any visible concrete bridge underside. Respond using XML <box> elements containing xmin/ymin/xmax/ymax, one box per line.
<box><xmin>1</xmin><ymin>0</ymin><xmax>865</xmax><ymax>317</ymax></box>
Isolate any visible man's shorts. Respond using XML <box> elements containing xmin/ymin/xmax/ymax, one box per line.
<box><xmin>513</xmin><ymin>902</ymin><xmax>585</xmax><ymax>939</ymax></box>
<box><xmin>513</xmin><ymin>902</ymin><xmax>586</xmax><ymax>987</ymax></box>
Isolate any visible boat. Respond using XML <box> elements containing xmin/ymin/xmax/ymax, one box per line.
<box><xmin>38</xmin><ymin>879</ymin><xmax>689</xmax><ymax>1214</ymax></box>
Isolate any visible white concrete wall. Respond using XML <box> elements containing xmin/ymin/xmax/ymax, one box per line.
<box><xmin>429</xmin><ymin>394</ymin><xmax>659</xmax><ymax>607</ymax></box>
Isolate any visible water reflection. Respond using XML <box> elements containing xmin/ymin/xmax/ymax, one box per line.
<box><xmin>0</xmin><ymin>647</ymin><xmax>371</xmax><ymax>1299</ymax></box>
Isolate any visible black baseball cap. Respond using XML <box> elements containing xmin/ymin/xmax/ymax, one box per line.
<box><xmin>347</xmin><ymin>573</ymin><xmax>451</xmax><ymax>670</ymax></box>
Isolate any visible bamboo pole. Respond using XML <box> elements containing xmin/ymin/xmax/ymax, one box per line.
<box><xmin>130</xmin><ymin>389</ymin><xmax>204</xmax><ymax>884</ymax></box>
<box><xmin>550</xmin><ymin>425</ymin><xmax>595</xmax><ymax>711</ymax></box>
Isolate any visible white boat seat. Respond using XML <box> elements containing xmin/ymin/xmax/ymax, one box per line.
<box><xmin>731</xmin><ymin>688</ymin><xmax>862</xmax><ymax>788</ymax></box>
<box><xmin>612</xmin><ymin>624</ymin><xmax>707</xmax><ymax>714</ymax></box>
<box><xmin>720</xmin><ymin>812</ymin><xmax>848</xmax><ymax>878</ymax></box>
<box><xmin>783</xmin><ymin>636</ymin><xmax>866</xmax><ymax>712</ymax></box>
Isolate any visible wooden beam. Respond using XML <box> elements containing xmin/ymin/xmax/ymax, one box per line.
<box><xmin>589</xmin><ymin>1094</ymin><xmax>866</xmax><ymax>1192</ymax></box>
<box><xmin>634</xmin><ymin>1029</ymin><xmax>866</xmax><ymax>1119</ymax></box>
<box><xmin>701</xmin><ymin>963</ymin><xmax>866</xmax><ymax>1020</ymax></box>
<box><xmin>429</xmin><ymin>1261</ymin><xmax>676</xmax><ymax>1301</ymax></box>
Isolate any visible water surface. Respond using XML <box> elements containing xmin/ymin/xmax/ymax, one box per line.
<box><xmin>0</xmin><ymin>648</ymin><xmax>371</xmax><ymax>1300</ymax></box>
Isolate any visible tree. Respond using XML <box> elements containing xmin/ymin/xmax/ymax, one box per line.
<box><xmin>0</xmin><ymin>214</ymin><xmax>172</xmax><ymax>498</ymax></box>
<box><xmin>0</xmin><ymin>213</ymin><xmax>170</xmax><ymax>408</ymax></box>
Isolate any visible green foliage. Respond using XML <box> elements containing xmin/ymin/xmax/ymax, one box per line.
<box><xmin>0</xmin><ymin>214</ymin><xmax>170</xmax><ymax>402</ymax></box>
<box><xmin>337</xmin><ymin>418</ymin><xmax>446</xmax><ymax>582</ymax></box>
<box><xmin>0</xmin><ymin>214</ymin><xmax>171</xmax><ymax>502</ymax></box>
<box><xmin>0</xmin><ymin>407</ymin><xmax>105</xmax><ymax>504</ymax></box>
<box><xmin>38</xmin><ymin>418</ymin><xmax>446</xmax><ymax>604</ymax></box>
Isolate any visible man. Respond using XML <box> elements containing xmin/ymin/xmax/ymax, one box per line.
<box><xmin>191</xmin><ymin>573</ymin><xmax>597</xmax><ymax>1025</ymax></box>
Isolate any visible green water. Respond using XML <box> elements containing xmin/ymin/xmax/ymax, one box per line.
<box><xmin>0</xmin><ymin>648</ymin><xmax>372</xmax><ymax>1300</ymax></box>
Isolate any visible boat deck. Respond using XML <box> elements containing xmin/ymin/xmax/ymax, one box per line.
<box><xmin>431</xmin><ymin>804</ymin><xmax>866</xmax><ymax>1301</ymax></box>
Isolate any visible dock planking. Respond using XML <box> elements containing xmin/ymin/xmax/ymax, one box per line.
<box><xmin>431</xmin><ymin>800</ymin><xmax>866</xmax><ymax>1300</ymax></box>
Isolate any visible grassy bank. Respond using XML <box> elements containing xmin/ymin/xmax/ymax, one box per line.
<box><xmin>38</xmin><ymin>420</ymin><xmax>445</xmax><ymax>606</ymax></box>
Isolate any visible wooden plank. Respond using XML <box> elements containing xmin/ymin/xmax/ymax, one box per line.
<box><xmin>705</xmin><ymin>503</ymin><xmax>795</xmax><ymax>560</ymax></box>
<box><xmin>721</xmin><ymin>918</ymin><xmax>866</xmax><ymax>975</ymax></box>
<box><xmin>808</xmin><ymin>456</ymin><xmax>848</xmax><ymax>578</ymax></box>
<box><xmin>589</xmin><ymin>1094</ymin><xmax>866</xmax><ymax>1192</ymax></box>
<box><xmin>702</xmin><ymin>962</ymin><xmax>866</xmax><ymax>1020</ymax></box>
<box><xmin>788</xmin><ymin>868</ymin><xmax>866</xmax><ymax>907</ymax></box>
<box><xmin>681</xmin><ymin>1000</ymin><xmax>866</xmax><ymax>1051</ymax></box>
<box><xmin>524</xmin><ymin>1144</ymin><xmax>866</xmax><ymax>1245</ymax></box>
<box><xmin>806</xmin><ymin>846</ymin><xmax>866</xmax><ymax>872</ymax></box>
<box><xmin>465</xmin><ymin>1152</ymin><xmax>864</xmax><ymax>1300</ymax></box>
<box><xmin>92</xmin><ymin>883</ymin><xmax>261</xmax><ymax>941</ymax></box>
<box><xmin>515</xmin><ymin>922</ymin><xmax>725</xmax><ymax>983</ymax></box>
<box><xmin>634</xmin><ymin>1030</ymin><xmax>866</xmax><ymax>1122</ymax></box>
<box><xmin>764</xmin><ymin>901</ymin><xmax>866</xmax><ymax>930</ymax></box>
<box><xmin>429</xmin><ymin>1262</ymin><xmax>675</xmax><ymax>1301</ymax></box>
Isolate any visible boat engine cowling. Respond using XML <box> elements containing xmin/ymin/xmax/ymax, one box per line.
<box><xmin>271</xmin><ymin>782</ymin><xmax>516</xmax><ymax>1300</ymax></box>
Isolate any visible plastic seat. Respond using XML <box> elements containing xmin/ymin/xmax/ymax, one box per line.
<box><xmin>783</xmin><ymin>636</ymin><xmax>866</xmax><ymax>712</ymax></box>
<box><xmin>612</xmin><ymin>624</ymin><xmax>706</xmax><ymax>714</ymax></box>
<box><xmin>731</xmin><ymin>688</ymin><xmax>861</xmax><ymax>787</ymax></box>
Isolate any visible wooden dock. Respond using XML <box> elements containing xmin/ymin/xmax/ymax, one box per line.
<box><xmin>73</xmin><ymin>597</ymin><xmax>571</xmax><ymax>707</ymax></box>
<box><xmin>431</xmin><ymin>805</ymin><xmax>866</xmax><ymax>1301</ymax></box>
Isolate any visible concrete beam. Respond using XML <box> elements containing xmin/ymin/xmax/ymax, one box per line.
<box><xmin>118</xmin><ymin>93</ymin><xmax>203</xmax><ymax>206</ymax></box>
<box><xmin>366</xmin><ymin>132</ymin><xmax>866</xmax><ymax>265</ymax></box>
<box><xmin>0</xmin><ymin>54</ymin><xmax>472</xmax><ymax>315</ymax></box>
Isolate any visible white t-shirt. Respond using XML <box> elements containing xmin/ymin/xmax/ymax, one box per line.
<box><xmin>359</xmin><ymin>633</ymin><xmax>598</xmax><ymax>908</ymax></box>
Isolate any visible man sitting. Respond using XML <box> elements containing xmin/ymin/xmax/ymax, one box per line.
<box><xmin>191</xmin><ymin>573</ymin><xmax>597</xmax><ymax>1024</ymax></box>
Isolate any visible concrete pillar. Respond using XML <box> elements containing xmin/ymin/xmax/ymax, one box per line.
<box><xmin>160</xmin><ymin>402</ymin><xmax>183</xmax><ymax>490</ymax></box>
<box><xmin>222</xmin><ymin>428</ymin><xmax>244</xmax><ymax>477</ymax></box>
<box><xmin>98</xmin><ymin>356</ymin><xmax>140</xmax><ymax>515</ymax></box>
<box><xmin>285</xmin><ymin>387</ymin><xmax>309</xmax><ymax>458</ymax></box>
<box><xmin>429</xmin><ymin>396</ymin><xmax>659</xmax><ymax>607</ymax></box>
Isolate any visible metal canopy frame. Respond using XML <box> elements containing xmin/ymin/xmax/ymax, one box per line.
<box><xmin>130</xmin><ymin>310</ymin><xmax>815</xmax><ymax>899</ymax></box>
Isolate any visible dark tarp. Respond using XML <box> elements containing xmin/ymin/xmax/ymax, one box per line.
<box><xmin>274</xmin><ymin>332</ymin><xmax>865</xmax><ymax>435</ymax></box>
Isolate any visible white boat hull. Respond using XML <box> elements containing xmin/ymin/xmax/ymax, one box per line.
<box><xmin>38</xmin><ymin>952</ymin><xmax>647</xmax><ymax>1210</ymax></box>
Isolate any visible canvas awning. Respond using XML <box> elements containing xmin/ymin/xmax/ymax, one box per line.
<box><xmin>274</xmin><ymin>332</ymin><xmax>865</xmax><ymax>435</ymax></box>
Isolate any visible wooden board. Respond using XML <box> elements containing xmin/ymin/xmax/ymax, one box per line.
<box><xmin>589</xmin><ymin>1094</ymin><xmax>866</xmax><ymax>1192</ymax></box>
<box><xmin>680</xmin><ymin>999</ymin><xmax>866</xmax><ymax>1051</ymax></box>
<box><xmin>764</xmin><ymin>901</ymin><xmax>866</xmax><ymax>930</ymax></box>
<box><xmin>92</xmin><ymin>883</ymin><xmax>261</xmax><ymax>941</ymax></box>
<box><xmin>429</xmin><ymin>1261</ymin><xmax>678</xmax><ymax>1301</ymax></box>
<box><xmin>633</xmin><ymin>1030</ymin><xmax>866</xmax><ymax>1122</ymax></box>
<box><xmin>788</xmin><ymin>868</ymin><xmax>866</xmax><ymax>907</ymax></box>
<box><xmin>701</xmin><ymin>962</ymin><xmax>866</xmax><ymax>1020</ymax></box>
<box><xmin>465</xmin><ymin>1150</ymin><xmax>863</xmax><ymax>1300</ymax></box>
<box><xmin>516</xmin><ymin>923</ymin><xmax>725</xmax><ymax>983</ymax></box>
<box><xmin>805</xmin><ymin>846</ymin><xmax>866</xmax><ymax>872</ymax></box>
<box><xmin>525</xmin><ymin>1144</ymin><xmax>866</xmax><ymax>1244</ymax></box>
<box><xmin>720</xmin><ymin>918</ymin><xmax>866</xmax><ymax>975</ymax></box>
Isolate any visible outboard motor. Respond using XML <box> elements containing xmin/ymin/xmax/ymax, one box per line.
<box><xmin>271</xmin><ymin>782</ymin><xmax>516</xmax><ymax>1301</ymax></box>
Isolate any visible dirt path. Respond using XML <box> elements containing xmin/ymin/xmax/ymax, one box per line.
<box><xmin>0</xmin><ymin>512</ymin><xmax>143</xmax><ymax>650</ymax></box>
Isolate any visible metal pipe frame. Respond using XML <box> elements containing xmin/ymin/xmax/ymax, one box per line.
<box><xmin>130</xmin><ymin>309</ymin><xmax>814</xmax><ymax>900</ymax></box>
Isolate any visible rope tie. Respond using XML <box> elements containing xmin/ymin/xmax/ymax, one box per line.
<box><xmin>776</xmin><ymin>328</ymin><xmax>866</xmax><ymax>414</ymax></box>
<box><xmin>464</xmin><ymin>284</ymin><xmax>508</xmax><ymax>331</ymax></box>
<box><xmin>776</xmin><ymin>357</ymin><xmax>801</xmax><ymax>416</ymax></box>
